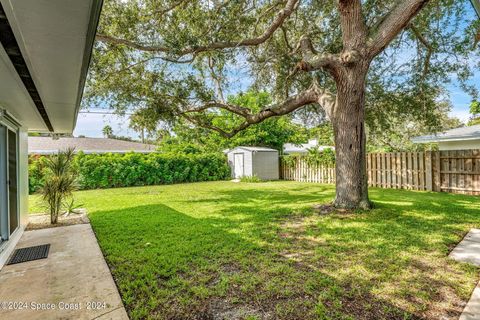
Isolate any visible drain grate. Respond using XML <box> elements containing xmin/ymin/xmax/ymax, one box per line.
<box><xmin>7</xmin><ymin>244</ymin><xmax>50</xmax><ymax>265</ymax></box>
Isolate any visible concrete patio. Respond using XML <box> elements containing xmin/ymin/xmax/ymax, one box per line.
<box><xmin>0</xmin><ymin>224</ymin><xmax>128</xmax><ymax>320</ymax></box>
<box><xmin>450</xmin><ymin>228</ymin><xmax>480</xmax><ymax>320</ymax></box>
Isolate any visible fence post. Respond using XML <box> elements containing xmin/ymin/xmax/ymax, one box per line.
<box><xmin>433</xmin><ymin>151</ymin><xmax>441</xmax><ymax>192</ymax></box>
<box><xmin>425</xmin><ymin>151</ymin><xmax>433</xmax><ymax>191</ymax></box>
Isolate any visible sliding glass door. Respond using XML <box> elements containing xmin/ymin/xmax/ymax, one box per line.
<box><xmin>0</xmin><ymin>124</ymin><xmax>7</xmax><ymax>241</ymax></box>
<box><xmin>0</xmin><ymin>122</ymin><xmax>19</xmax><ymax>242</ymax></box>
<box><xmin>8</xmin><ymin>128</ymin><xmax>18</xmax><ymax>234</ymax></box>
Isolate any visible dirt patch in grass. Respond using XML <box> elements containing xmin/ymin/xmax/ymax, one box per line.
<box><xmin>312</xmin><ymin>203</ymin><xmax>356</xmax><ymax>215</ymax></box>
<box><xmin>206</xmin><ymin>298</ymin><xmax>270</xmax><ymax>320</ymax></box>
<box><xmin>276</xmin><ymin>212</ymin><xmax>469</xmax><ymax>320</ymax></box>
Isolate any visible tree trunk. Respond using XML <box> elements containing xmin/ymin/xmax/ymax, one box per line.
<box><xmin>331</xmin><ymin>63</ymin><xmax>371</xmax><ymax>209</ymax></box>
<box><xmin>51</xmin><ymin>207</ymin><xmax>58</xmax><ymax>224</ymax></box>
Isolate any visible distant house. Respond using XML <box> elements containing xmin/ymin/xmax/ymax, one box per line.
<box><xmin>411</xmin><ymin>125</ymin><xmax>480</xmax><ymax>150</ymax></box>
<box><xmin>225</xmin><ymin>146</ymin><xmax>279</xmax><ymax>180</ymax></box>
<box><xmin>28</xmin><ymin>136</ymin><xmax>157</xmax><ymax>155</ymax></box>
<box><xmin>283</xmin><ymin>139</ymin><xmax>334</xmax><ymax>154</ymax></box>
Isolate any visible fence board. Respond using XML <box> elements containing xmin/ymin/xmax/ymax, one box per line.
<box><xmin>280</xmin><ymin>149</ymin><xmax>480</xmax><ymax>195</ymax></box>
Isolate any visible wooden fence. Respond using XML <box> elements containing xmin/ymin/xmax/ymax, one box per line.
<box><xmin>281</xmin><ymin>158</ymin><xmax>335</xmax><ymax>184</ymax></box>
<box><xmin>280</xmin><ymin>149</ymin><xmax>480</xmax><ymax>195</ymax></box>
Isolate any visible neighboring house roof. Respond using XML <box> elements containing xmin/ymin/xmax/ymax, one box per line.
<box><xmin>28</xmin><ymin>137</ymin><xmax>157</xmax><ymax>155</ymax></box>
<box><xmin>283</xmin><ymin>139</ymin><xmax>335</xmax><ymax>154</ymax></box>
<box><xmin>411</xmin><ymin>125</ymin><xmax>480</xmax><ymax>144</ymax></box>
<box><xmin>225</xmin><ymin>146</ymin><xmax>278</xmax><ymax>153</ymax></box>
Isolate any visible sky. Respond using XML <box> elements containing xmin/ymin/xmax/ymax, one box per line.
<box><xmin>74</xmin><ymin>110</ymin><xmax>138</xmax><ymax>139</ymax></box>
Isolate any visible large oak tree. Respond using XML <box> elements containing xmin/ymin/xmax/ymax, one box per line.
<box><xmin>88</xmin><ymin>0</ymin><xmax>479</xmax><ymax>209</ymax></box>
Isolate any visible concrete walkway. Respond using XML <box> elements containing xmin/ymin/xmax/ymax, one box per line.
<box><xmin>0</xmin><ymin>224</ymin><xmax>128</xmax><ymax>320</ymax></box>
<box><xmin>450</xmin><ymin>229</ymin><xmax>480</xmax><ymax>320</ymax></box>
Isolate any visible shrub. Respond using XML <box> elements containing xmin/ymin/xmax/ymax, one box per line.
<box><xmin>282</xmin><ymin>147</ymin><xmax>335</xmax><ymax>167</ymax></box>
<box><xmin>29</xmin><ymin>152</ymin><xmax>230</xmax><ymax>192</ymax></box>
<box><xmin>29</xmin><ymin>155</ymin><xmax>47</xmax><ymax>193</ymax></box>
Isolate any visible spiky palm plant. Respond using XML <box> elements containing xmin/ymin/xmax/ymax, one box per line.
<box><xmin>41</xmin><ymin>147</ymin><xmax>77</xmax><ymax>224</ymax></box>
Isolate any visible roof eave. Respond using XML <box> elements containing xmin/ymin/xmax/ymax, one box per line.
<box><xmin>412</xmin><ymin>136</ymin><xmax>480</xmax><ymax>143</ymax></box>
<box><xmin>72</xmin><ymin>0</ymin><xmax>104</xmax><ymax>134</ymax></box>
<box><xmin>472</xmin><ymin>0</ymin><xmax>480</xmax><ymax>18</ymax></box>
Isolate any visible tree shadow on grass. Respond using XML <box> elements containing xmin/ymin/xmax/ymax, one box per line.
<box><xmin>175</xmin><ymin>186</ymin><xmax>480</xmax><ymax>319</ymax></box>
<box><xmin>89</xmin><ymin>199</ymin><xmax>448</xmax><ymax>320</ymax></box>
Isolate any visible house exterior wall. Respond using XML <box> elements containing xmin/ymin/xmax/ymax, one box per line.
<box><xmin>438</xmin><ymin>139</ymin><xmax>480</xmax><ymax>150</ymax></box>
<box><xmin>252</xmin><ymin>151</ymin><xmax>279</xmax><ymax>180</ymax></box>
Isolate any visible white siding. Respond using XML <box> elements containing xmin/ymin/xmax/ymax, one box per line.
<box><xmin>252</xmin><ymin>151</ymin><xmax>279</xmax><ymax>180</ymax></box>
<box><xmin>439</xmin><ymin>139</ymin><xmax>480</xmax><ymax>150</ymax></box>
<box><xmin>227</xmin><ymin>151</ymin><xmax>234</xmax><ymax>177</ymax></box>
<box><xmin>244</xmin><ymin>151</ymin><xmax>253</xmax><ymax>176</ymax></box>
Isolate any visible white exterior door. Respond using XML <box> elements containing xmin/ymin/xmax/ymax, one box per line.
<box><xmin>233</xmin><ymin>153</ymin><xmax>244</xmax><ymax>178</ymax></box>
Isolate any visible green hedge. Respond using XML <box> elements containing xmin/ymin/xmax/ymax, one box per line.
<box><xmin>29</xmin><ymin>152</ymin><xmax>230</xmax><ymax>193</ymax></box>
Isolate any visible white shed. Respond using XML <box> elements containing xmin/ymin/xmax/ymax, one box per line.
<box><xmin>226</xmin><ymin>147</ymin><xmax>279</xmax><ymax>180</ymax></box>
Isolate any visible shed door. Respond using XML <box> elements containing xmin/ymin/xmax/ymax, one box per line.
<box><xmin>233</xmin><ymin>153</ymin><xmax>244</xmax><ymax>178</ymax></box>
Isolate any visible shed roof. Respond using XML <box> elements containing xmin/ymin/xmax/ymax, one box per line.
<box><xmin>411</xmin><ymin>125</ymin><xmax>480</xmax><ymax>143</ymax></box>
<box><xmin>228</xmin><ymin>146</ymin><xmax>278</xmax><ymax>152</ymax></box>
<box><xmin>28</xmin><ymin>136</ymin><xmax>156</xmax><ymax>155</ymax></box>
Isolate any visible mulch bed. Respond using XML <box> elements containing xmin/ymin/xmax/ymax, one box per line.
<box><xmin>26</xmin><ymin>209</ymin><xmax>89</xmax><ymax>230</ymax></box>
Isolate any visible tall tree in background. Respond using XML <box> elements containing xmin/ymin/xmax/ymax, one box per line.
<box><xmin>129</xmin><ymin>113</ymin><xmax>148</xmax><ymax>143</ymax></box>
<box><xmin>366</xmin><ymin>88</ymin><xmax>462</xmax><ymax>151</ymax></box>
<box><xmin>469</xmin><ymin>101</ymin><xmax>480</xmax><ymax>125</ymax></box>
<box><xmin>88</xmin><ymin>0</ymin><xmax>480</xmax><ymax>209</ymax></box>
<box><xmin>102</xmin><ymin>125</ymin><xmax>113</xmax><ymax>138</ymax></box>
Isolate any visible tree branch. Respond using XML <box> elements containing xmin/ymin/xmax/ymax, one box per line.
<box><xmin>96</xmin><ymin>0</ymin><xmax>299</xmax><ymax>56</ymax></box>
<box><xmin>367</xmin><ymin>0</ymin><xmax>430</xmax><ymax>58</ymax></box>
<box><xmin>409</xmin><ymin>24</ymin><xmax>433</xmax><ymax>76</ymax></box>
<box><xmin>338</xmin><ymin>0</ymin><xmax>368</xmax><ymax>49</ymax></box>
<box><xmin>474</xmin><ymin>27</ymin><xmax>480</xmax><ymax>49</ymax></box>
<box><xmin>292</xmin><ymin>35</ymin><xmax>360</xmax><ymax>75</ymax></box>
<box><xmin>181</xmin><ymin>85</ymin><xmax>337</xmax><ymax>138</ymax></box>
<box><xmin>182</xmin><ymin>102</ymin><xmax>252</xmax><ymax>117</ymax></box>
<box><xmin>290</xmin><ymin>36</ymin><xmax>339</xmax><ymax>75</ymax></box>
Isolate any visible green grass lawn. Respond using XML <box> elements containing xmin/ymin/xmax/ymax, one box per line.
<box><xmin>29</xmin><ymin>181</ymin><xmax>480</xmax><ymax>319</ymax></box>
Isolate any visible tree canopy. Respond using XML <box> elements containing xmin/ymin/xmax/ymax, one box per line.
<box><xmin>469</xmin><ymin>100</ymin><xmax>480</xmax><ymax>125</ymax></box>
<box><xmin>87</xmin><ymin>0</ymin><xmax>479</xmax><ymax>132</ymax></box>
